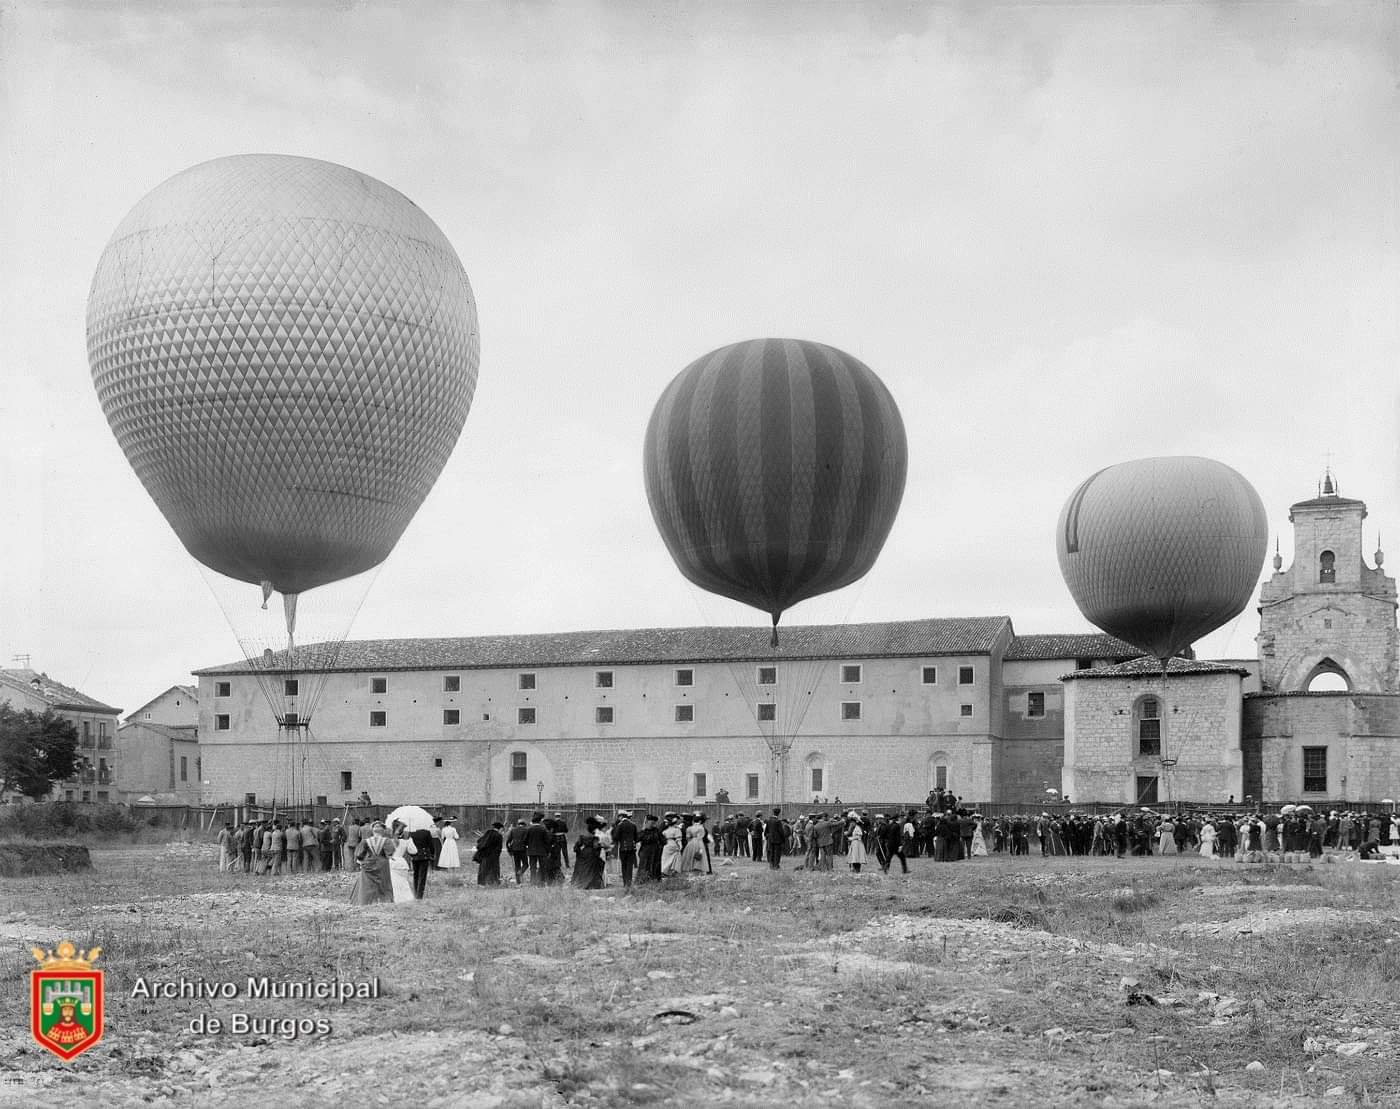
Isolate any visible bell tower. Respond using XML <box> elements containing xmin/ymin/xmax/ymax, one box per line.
<box><xmin>1255</xmin><ymin>472</ymin><xmax>1397</xmax><ymax>692</ymax></box>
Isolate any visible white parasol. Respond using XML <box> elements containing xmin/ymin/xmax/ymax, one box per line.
<box><xmin>384</xmin><ymin>805</ymin><xmax>435</xmax><ymax>833</ymax></box>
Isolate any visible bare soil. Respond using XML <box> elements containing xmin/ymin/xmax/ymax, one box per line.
<box><xmin>1</xmin><ymin>848</ymin><xmax>1398</xmax><ymax>1106</ymax></box>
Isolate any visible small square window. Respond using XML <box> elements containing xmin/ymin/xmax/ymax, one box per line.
<box><xmin>518</xmin><ymin>707</ymin><xmax>536</xmax><ymax>725</ymax></box>
<box><xmin>675</xmin><ymin>668</ymin><xmax>694</xmax><ymax>686</ymax></box>
<box><xmin>443</xmin><ymin>709</ymin><xmax>461</xmax><ymax>726</ymax></box>
<box><xmin>371</xmin><ymin>677</ymin><xmax>387</xmax><ymax>694</ymax></box>
<box><xmin>757</xmin><ymin>666</ymin><xmax>777</xmax><ymax>686</ymax></box>
<box><xmin>1027</xmin><ymin>692</ymin><xmax>1045</xmax><ymax>718</ymax></box>
<box><xmin>693</xmin><ymin>772</ymin><xmax>707</xmax><ymax>798</ymax></box>
<box><xmin>958</xmin><ymin>667</ymin><xmax>975</xmax><ymax>685</ymax></box>
<box><xmin>757</xmin><ymin>703</ymin><xmax>777</xmax><ymax>722</ymax></box>
<box><xmin>595</xmin><ymin>670</ymin><xmax>614</xmax><ymax>689</ymax></box>
<box><xmin>315</xmin><ymin>795</ymin><xmax>327</xmax><ymax>806</ymax></box>
<box><xmin>510</xmin><ymin>752</ymin><xmax>527</xmax><ymax>781</ymax></box>
<box><xmin>246</xmin><ymin>791</ymin><xmax>258</xmax><ymax>804</ymax></box>
<box><xmin>841</xmin><ymin>701</ymin><xmax>862</xmax><ymax>721</ymax></box>
<box><xmin>675</xmin><ymin>704</ymin><xmax>694</xmax><ymax>723</ymax></box>
<box><xmin>284</xmin><ymin>678</ymin><xmax>299</xmax><ymax>697</ymax></box>
<box><xmin>596</xmin><ymin>706</ymin><xmax>614</xmax><ymax>724</ymax></box>
<box><xmin>433</xmin><ymin>757</ymin><xmax>443</xmax><ymax>768</ymax></box>
<box><xmin>841</xmin><ymin>664</ymin><xmax>862</xmax><ymax>683</ymax></box>
<box><xmin>921</xmin><ymin>666</ymin><xmax>937</xmax><ymax>685</ymax></box>
<box><xmin>960</xmin><ymin>704</ymin><xmax>973</xmax><ymax>717</ymax></box>
<box><xmin>339</xmin><ymin>772</ymin><xmax>352</xmax><ymax>792</ymax></box>
<box><xmin>214</xmin><ymin>714</ymin><xmax>230</xmax><ymax>731</ymax></box>
<box><xmin>369</xmin><ymin>711</ymin><xmax>387</xmax><ymax>727</ymax></box>
<box><xmin>519</xmin><ymin>672</ymin><xmax>536</xmax><ymax>690</ymax></box>
<box><xmin>746</xmin><ymin>773</ymin><xmax>759</xmax><ymax>799</ymax></box>
<box><xmin>215</xmin><ymin>681</ymin><xmax>231</xmax><ymax>697</ymax></box>
<box><xmin>443</xmin><ymin>675</ymin><xmax>461</xmax><ymax>693</ymax></box>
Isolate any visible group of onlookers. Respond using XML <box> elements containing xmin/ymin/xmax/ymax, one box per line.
<box><xmin>216</xmin><ymin>814</ymin><xmax>463</xmax><ymax>878</ymax></box>
<box><xmin>216</xmin><ymin>817</ymin><xmax>345</xmax><ymax>875</ymax></box>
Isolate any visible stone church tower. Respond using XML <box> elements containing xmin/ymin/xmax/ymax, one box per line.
<box><xmin>1255</xmin><ymin>472</ymin><xmax>1397</xmax><ymax>693</ymax></box>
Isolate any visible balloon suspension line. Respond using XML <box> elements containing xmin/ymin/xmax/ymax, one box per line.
<box><xmin>1159</xmin><ymin>658</ymin><xmax>1172</xmax><ymax>808</ymax></box>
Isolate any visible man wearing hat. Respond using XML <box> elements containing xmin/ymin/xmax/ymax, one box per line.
<box><xmin>764</xmin><ymin>807</ymin><xmax>788</xmax><ymax>869</ymax></box>
<box><xmin>613</xmin><ymin>809</ymin><xmax>639</xmax><ymax>888</ymax></box>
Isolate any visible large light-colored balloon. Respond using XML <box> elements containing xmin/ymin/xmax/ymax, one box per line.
<box><xmin>644</xmin><ymin>338</ymin><xmax>907</xmax><ymax>641</ymax></box>
<box><xmin>87</xmin><ymin>154</ymin><xmax>479</xmax><ymax>598</ymax></box>
<box><xmin>1056</xmin><ymin>456</ymin><xmax>1268</xmax><ymax>661</ymax></box>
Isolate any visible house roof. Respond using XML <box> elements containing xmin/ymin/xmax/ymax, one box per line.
<box><xmin>1062</xmin><ymin>657</ymin><xmax>1252</xmax><ymax>681</ymax></box>
<box><xmin>193</xmin><ymin>617</ymin><xmax>1015</xmax><ymax>675</ymax></box>
<box><xmin>0</xmin><ymin>669</ymin><xmax>122</xmax><ymax>715</ymax></box>
<box><xmin>124</xmin><ymin>684</ymin><xmax>199</xmax><ymax>720</ymax></box>
<box><xmin>118</xmin><ymin>721</ymin><xmax>198</xmax><ymax>742</ymax></box>
<box><xmin>1004</xmin><ymin>633</ymin><xmax>1144</xmax><ymax>662</ymax></box>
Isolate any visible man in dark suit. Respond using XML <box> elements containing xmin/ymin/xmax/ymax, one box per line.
<box><xmin>612</xmin><ymin>810</ymin><xmax>639</xmax><ymax>888</ymax></box>
<box><xmin>524</xmin><ymin>812</ymin><xmax>552</xmax><ymax>885</ymax></box>
<box><xmin>764</xmin><ymin>808</ymin><xmax>787</xmax><ymax>869</ymax></box>
<box><xmin>409</xmin><ymin>824</ymin><xmax>435</xmax><ymax>898</ymax></box>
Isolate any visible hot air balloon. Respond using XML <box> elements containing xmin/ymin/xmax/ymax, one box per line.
<box><xmin>1055</xmin><ymin>456</ymin><xmax>1268</xmax><ymax>662</ymax></box>
<box><xmin>643</xmin><ymin>338</ymin><xmax>907</xmax><ymax>645</ymax></box>
<box><xmin>87</xmin><ymin>154</ymin><xmax>479</xmax><ymax>809</ymax></box>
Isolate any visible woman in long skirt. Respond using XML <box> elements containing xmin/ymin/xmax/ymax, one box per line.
<box><xmin>1157</xmin><ymin>818</ymin><xmax>1177</xmax><ymax>855</ymax></box>
<box><xmin>971</xmin><ymin>817</ymin><xmax>988</xmax><ymax>858</ymax></box>
<box><xmin>388</xmin><ymin>826</ymin><xmax>417</xmax><ymax>903</ymax></box>
<box><xmin>1198</xmin><ymin>821</ymin><xmax>1218</xmax><ymax>858</ymax></box>
<box><xmin>660</xmin><ymin>814</ymin><xmax>684</xmax><ymax>877</ymax></box>
<box><xmin>680</xmin><ymin>813</ymin><xmax>712</xmax><ymax>874</ymax></box>
<box><xmin>349</xmin><ymin>822</ymin><xmax>394</xmax><ymax>905</ymax></box>
<box><xmin>571</xmin><ymin>819</ymin><xmax>606</xmax><ymax>889</ymax></box>
<box><xmin>847</xmin><ymin>821</ymin><xmax>867</xmax><ymax>873</ymax></box>
<box><xmin>438</xmin><ymin>819</ymin><xmax>462</xmax><ymax>869</ymax></box>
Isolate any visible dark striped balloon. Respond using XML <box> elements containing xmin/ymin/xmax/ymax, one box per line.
<box><xmin>644</xmin><ymin>338</ymin><xmax>907</xmax><ymax>641</ymax></box>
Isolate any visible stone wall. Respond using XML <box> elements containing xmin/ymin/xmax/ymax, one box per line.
<box><xmin>1063</xmin><ymin>671</ymin><xmax>1243</xmax><ymax>804</ymax></box>
<box><xmin>1243</xmin><ymin>692</ymin><xmax>1400</xmax><ymax>802</ymax></box>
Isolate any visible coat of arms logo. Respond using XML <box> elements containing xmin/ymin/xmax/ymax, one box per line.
<box><xmin>30</xmin><ymin>941</ymin><xmax>104</xmax><ymax>1061</ymax></box>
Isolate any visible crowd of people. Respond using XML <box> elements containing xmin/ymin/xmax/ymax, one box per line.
<box><xmin>214</xmin><ymin>815</ymin><xmax>465</xmax><ymax>903</ymax></box>
<box><xmin>214</xmin><ymin>792</ymin><xmax>1400</xmax><ymax>905</ymax></box>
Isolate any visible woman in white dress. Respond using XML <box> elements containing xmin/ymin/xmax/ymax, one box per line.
<box><xmin>388</xmin><ymin>825</ymin><xmax>417</xmax><ymax>903</ymax></box>
<box><xmin>971</xmin><ymin>816</ymin><xmax>988</xmax><ymax>858</ymax></box>
<box><xmin>1198</xmin><ymin>821</ymin><xmax>1218</xmax><ymax>858</ymax></box>
<box><xmin>437</xmin><ymin>819</ymin><xmax>461</xmax><ymax>869</ymax></box>
<box><xmin>659</xmin><ymin>814</ymin><xmax>684</xmax><ymax>877</ymax></box>
<box><xmin>847</xmin><ymin>818</ymin><xmax>867</xmax><ymax>873</ymax></box>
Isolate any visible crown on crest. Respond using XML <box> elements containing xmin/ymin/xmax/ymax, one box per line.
<box><xmin>30</xmin><ymin>941</ymin><xmax>101</xmax><ymax>970</ymax></box>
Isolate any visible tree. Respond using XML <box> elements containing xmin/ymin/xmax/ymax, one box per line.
<box><xmin>0</xmin><ymin>705</ymin><xmax>80</xmax><ymax>800</ymax></box>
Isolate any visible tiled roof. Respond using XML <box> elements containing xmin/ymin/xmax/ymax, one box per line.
<box><xmin>1004</xmin><ymin>633</ymin><xmax>1144</xmax><ymax>662</ymax></box>
<box><xmin>193</xmin><ymin>617</ymin><xmax>1014</xmax><ymax>675</ymax></box>
<box><xmin>118</xmin><ymin>721</ymin><xmax>198</xmax><ymax>742</ymax></box>
<box><xmin>1062</xmin><ymin>657</ymin><xmax>1251</xmax><ymax>681</ymax></box>
<box><xmin>0</xmin><ymin>669</ymin><xmax>122</xmax><ymax>715</ymax></box>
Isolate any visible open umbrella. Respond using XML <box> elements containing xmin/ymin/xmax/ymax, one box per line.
<box><xmin>385</xmin><ymin>805</ymin><xmax>435</xmax><ymax>833</ymax></box>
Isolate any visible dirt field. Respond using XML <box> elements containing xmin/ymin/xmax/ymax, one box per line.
<box><xmin>2</xmin><ymin>846</ymin><xmax>1398</xmax><ymax>1107</ymax></box>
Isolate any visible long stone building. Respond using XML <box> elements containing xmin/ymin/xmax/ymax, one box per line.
<box><xmin>194</xmin><ymin>622</ymin><xmax>1140</xmax><ymax>808</ymax></box>
<box><xmin>193</xmin><ymin>475</ymin><xmax>1400</xmax><ymax>810</ymax></box>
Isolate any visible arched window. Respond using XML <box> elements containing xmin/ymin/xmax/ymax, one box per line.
<box><xmin>1319</xmin><ymin>550</ymin><xmax>1335</xmax><ymax>583</ymax></box>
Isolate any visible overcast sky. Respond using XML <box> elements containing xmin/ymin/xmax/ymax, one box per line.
<box><xmin>2</xmin><ymin>1</ymin><xmax>1397</xmax><ymax>714</ymax></box>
